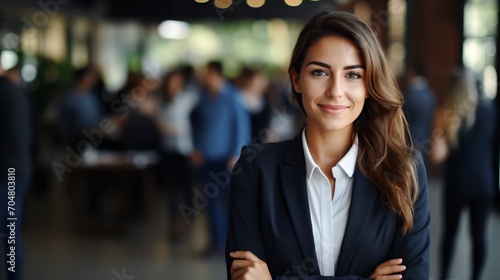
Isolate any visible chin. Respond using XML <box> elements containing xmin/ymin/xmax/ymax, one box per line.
<box><xmin>318</xmin><ymin>122</ymin><xmax>351</xmax><ymax>132</ymax></box>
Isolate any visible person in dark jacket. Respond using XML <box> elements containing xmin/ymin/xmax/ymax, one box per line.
<box><xmin>0</xmin><ymin>51</ymin><xmax>32</xmax><ymax>280</ymax></box>
<box><xmin>431</xmin><ymin>68</ymin><xmax>497</xmax><ymax>280</ymax></box>
<box><xmin>403</xmin><ymin>63</ymin><xmax>437</xmax><ymax>167</ymax></box>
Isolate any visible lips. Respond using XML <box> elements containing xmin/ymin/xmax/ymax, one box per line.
<box><xmin>318</xmin><ymin>104</ymin><xmax>349</xmax><ymax>115</ymax></box>
<box><xmin>319</xmin><ymin>104</ymin><xmax>349</xmax><ymax>110</ymax></box>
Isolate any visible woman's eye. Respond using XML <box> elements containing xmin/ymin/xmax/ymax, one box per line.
<box><xmin>345</xmin><ymin>72</ymin><xmax>361</xmax><ymax>79</ymax></box>
<box><xmin>311</xmin><ymin>69</ymin><xmax>327</xmax><ymax>76</ymax></box>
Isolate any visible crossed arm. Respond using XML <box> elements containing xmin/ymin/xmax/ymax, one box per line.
<box><xmin>226</xmin><ymin>148</ymin><xmax>430</xmax><ymax>280</ymax></box>
<box><xmin>229</xmin><ymin>251</ymin><xmax>406</xmax><ymax>280</ymax></box>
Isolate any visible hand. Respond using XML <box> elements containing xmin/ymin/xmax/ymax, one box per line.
<box><xmin>369</xmin><ymin>258</ymin><xmax>406</xmax><ymax>279</ymax></box>
<box><xmin>229</xmin><ymin>251</ymin><xmax>272</xmax><ymax>280</ymax></box>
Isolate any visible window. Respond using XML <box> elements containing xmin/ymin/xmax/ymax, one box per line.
<box><xmin>463</xmin><ymin>0</ymin><xmax>498</xmax><ymax>99</ymax></box>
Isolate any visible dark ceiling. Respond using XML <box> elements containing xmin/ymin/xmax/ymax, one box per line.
<box><xmin>0</xmin><ymin>0</ymin><xmax>338</xmax><ymax>23</ymax></box>
<box><xmin>106</xmin><ymin>0</ymin><xmax>337</xmax><ymax>22</ymax></box>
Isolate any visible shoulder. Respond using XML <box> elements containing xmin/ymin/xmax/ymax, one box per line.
<box><xmin>411</xmin><ymin>150</ymin><xmax>429</xmax><ymax>192</ymax></box>
<box><xmin>230</xmin><ymin>140</ymin><xmax>293</xmax><ymax>192</ymax></box>
<box><xmin>411</xmin><ymin>150</ymin><xmax>425</xmax><ymax>173</ymax></box>
<box><xmin>233</xmin><ymin>139</ymin><xmax>296</xmax><ymax>178</ymax></box>
<box><xmin>237</xmin><ymin>140</ymin><xmax>293</xmax><ymax>166</ymax></box>
<box><xmin>412</xmin><ymin>149</ymin><xmax>424</xmax><ymax>166</ymax></box>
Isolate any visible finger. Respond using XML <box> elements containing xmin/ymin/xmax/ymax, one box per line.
<box><xmin>231</xmin><ymin>267</ymin><xmax>249</xmax><ymax>280</ymax></box>
<box><xmin>379</xmin><ymin>274</ymin><xmax>403</xmax><ymax>280</ymax></box>
<box><xmin>371</xmin><ymin>266</ymin><xmax>406</xmax><ymax>279</ymax></box>
<box><xmin>380</xmin><ymin>258</ymin><xmax>403</xmax><ymax>266</ymax></box>
<box><xmin>230</xmin><ymin>259</ymin><xmax>252</xmax><ymax>276</ymax></box>
<box><xmin>377</xmin><ymin>265</ymin><xmax>406</xmax><ymax>275</ymax></box>
<box><xmin>373</xmin><ymin>258</ymin><xmax>404</xmax><ymax>275</ymax></box>
<box><xmin>230</xmin><ymin>251</ymin><xmax>261</xmax><ymax>262</ymax></box>
<box><xmin>231</xmin><ymin>259</ymin><xmax>253</xmax><ymax>270</ymax></box>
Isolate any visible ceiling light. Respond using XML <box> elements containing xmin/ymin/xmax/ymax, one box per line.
<box><xmin>284</xmin><ymin>0</ymin><xmax>302</xmax><ymax>7</ymax></box>
<box><xmin>1</xmin><ymin>50</ymin><xmax>18</xmax><ymax>71</ymax></box>
<box><xmin>158</xmin><ymin>20</ymin><xmax>190</xmax><ymax>40</ymax></box>
<box><xmin>214</xmin><ymin>0</ymin><xmax>233</xmax><ymax>9</ymax></box>
<box><xmin>247</xmin><ymin>0</ymin><xmax>265</xmax><ymax>8</ymax></box>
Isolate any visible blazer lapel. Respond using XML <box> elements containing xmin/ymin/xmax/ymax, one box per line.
<box><xmin>279</xmin><ymin>134</ymin><xmax>318</xmax><ymax>266</ymax></box>
<box><xmin>336</xmin><ymin>166</ymin><xmax>377</xmax><ymax>276</ymax></box>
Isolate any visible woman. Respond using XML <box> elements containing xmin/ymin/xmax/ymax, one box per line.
<box><xmin>156</xmin><ymin>69</ymin><xmax>199</xmax><ymax>239</ymax></box>
<box><xmin>226</xmin><ymin>11</ymin><xmax>430</xmax><ymax>280</ymax></box>
<box><xmin>234</xmin><ymin>67</ymin><xmax>272</xmax><ymax>143</ymax></box>
<box><xmin>431</xmin><ymin>69</ymin><xmax>497</xmax><ymax>280</ymax></box>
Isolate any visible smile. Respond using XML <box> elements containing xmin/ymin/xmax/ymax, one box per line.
<box><xmin>318</xmin><ymin>104</ymin><xmax>349</xmax><ymax>115</ymax></box>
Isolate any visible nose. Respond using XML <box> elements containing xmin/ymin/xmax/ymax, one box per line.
<box><xmin>326</xmin><ymin>75</ymin><xmax>343</xmax><ymax>98</ymax></box>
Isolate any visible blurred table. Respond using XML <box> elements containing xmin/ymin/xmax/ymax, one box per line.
<box><xmin>69</xmin><ymin>150</ymin><xmax>161</xmax><ymax>234</ymax></box>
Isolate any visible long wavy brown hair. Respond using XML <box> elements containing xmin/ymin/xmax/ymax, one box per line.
<box><xmin>289</xmin><ymin>11</ymin><xmax>418</xmax><ymax>234</ymax></box>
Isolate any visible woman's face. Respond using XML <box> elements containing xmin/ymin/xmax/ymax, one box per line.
<box><xmin>165</xmin><ymin>72</ymin><xmax>184</xmax><ymax>97</ymax></box>
<box><xmin>292</xmin><ymin>35</ymin><xmax>368</xmax><ymax>133</ymax></box>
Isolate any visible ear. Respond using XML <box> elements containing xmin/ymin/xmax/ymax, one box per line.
<box><xmin>290</xmin><ymin>68</ymin><xmax>301</xmax><ymax>93</ymax></box>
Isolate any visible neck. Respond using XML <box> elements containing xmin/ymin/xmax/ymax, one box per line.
<box><xmin>305</xmin><ymin>122</ymin><xmax>353</xmax><ymax>170</ymax></box>
<box><xmin>208</xmin><ymin>78</ymin><xmax>225</xmax><ymax>96</ymax></box>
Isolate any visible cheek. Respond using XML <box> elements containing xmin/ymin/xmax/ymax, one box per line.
<box><xmin>301</xmin><ymin>87</ymin><xmax>320</xmax><ymax>110</ymax></box>
<box><xmin>348</xmin><ymin>84</ymin><xmax>367</xmax><ymax>103</ymax></box>
<box><xmin>301</xmin><ymin>79</ymin><xmax>326</xmax><ymax>99</ymax></box>
<box><xmin>301</xmin><ymin>94</ymin><xmax>314</xmax><ymax>115</ymax></box>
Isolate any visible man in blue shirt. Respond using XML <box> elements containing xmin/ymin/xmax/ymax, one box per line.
<box><xmin>58</xmin><ymin>67</ymin><xmax>103</xmax><ymax>147</ymax></box>
<box><xmin>190</xmin><ymin>61</ymin><xmax>250</xmax><ymax>254</ymax></box>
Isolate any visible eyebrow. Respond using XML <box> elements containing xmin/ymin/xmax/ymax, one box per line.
<box><xmin>306</xmin><ymin>61</ymin><xmax>365</xmax><ymax>70</ymax></box>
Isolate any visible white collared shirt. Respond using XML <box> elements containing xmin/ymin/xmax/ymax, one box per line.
<box><xmin>302</xmin><ymin>129</ymin><xmax>358</xmax><ymax>276</ymax></box>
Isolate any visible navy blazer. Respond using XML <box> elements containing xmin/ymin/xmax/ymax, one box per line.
<box><xmin>226</xmin><ymin>133</ymin><xmax>430</xmax><ymax>280</ymax></box>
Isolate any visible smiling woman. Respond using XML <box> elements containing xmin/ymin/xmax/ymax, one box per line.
<box><xmin>226</xmin><ymin>10</ymin><xmax>431</xmax><ymax>280</ymax></box>
<box><xmin>291</xmin><ymin>35</ymin><xmax>367</xmax><ymax>134</ymax></box>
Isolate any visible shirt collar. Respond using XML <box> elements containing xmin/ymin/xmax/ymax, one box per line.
<box><xmin>302</xmin><ymin>128</ymin><xmax>358</xmax><ymax>180</ymax></box>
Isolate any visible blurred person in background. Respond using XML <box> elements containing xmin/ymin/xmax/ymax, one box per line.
<box><xmin>114</xmin><ymin>74</ymin><xmax>162</xmax><ymax>219</ymax></box>
<box><xmin>266</xmin><ymin>68</ymin><xmax>305</xmax><ymax>142</ymax></box>
<box><xmin>117</xmin><ymin>74</ymin><xmax>161</xmax><ymax>151</ymax></box>
<box><xmin>234</xmin><ymin>67</ymin><xmax>271</xmax><ymax>144</ymax></box>
<box><xmin>156</xmin><ymin>69</ymin><xmax>199</xmax><ymax>241</ymax></box>
<box><xmin>431</xmin><ymin>68</ymin><xmax>497</xmax><ymax>280</ymax></box>
<box><xmin>58</xmin><ymin>66</ymin><xmax>103</xmax><ymax>148</ymax></box>
<box><xmin>403</xmin><ymin>63</ymin><xmax>436</xmax><ymax>167</ymax></box>
<box><xmin>0</xmin><ymin>49</ymin><xmax>32</xmax><ymax>280</ymax></box>
<box><xmin>190</xmin><ymin>60</ymin><xmax>251</xmax><ymax>255</ymax></box>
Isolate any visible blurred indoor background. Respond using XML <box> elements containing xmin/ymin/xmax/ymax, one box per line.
<box><xmin>0</xmin><ymin>0</ymin><xmax>499</xmax><ymax>279</ymax></box>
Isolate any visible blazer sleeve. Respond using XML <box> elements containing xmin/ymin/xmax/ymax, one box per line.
<box><xmin>226</xmin><ymin>145</ymin><xmax>268</xmax><ymax>279</ymax></box>
<box><xmin>389</xmin><ymin>152</ymin><xmax>431</xmax><ymax>280</ymax></box>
